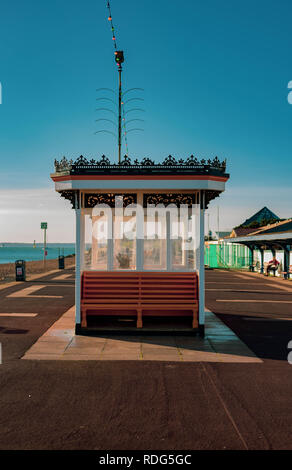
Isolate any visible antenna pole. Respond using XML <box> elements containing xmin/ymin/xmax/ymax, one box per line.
<box><xmin>105</xmin><ymin>3</ymin><xmax>127</xmax><ymax>162</ymax></box>
<box><xmin>118</xmin><ymin>63</ymin><xmax>122</xmax><ymax>164</ymax></box>
<box><xmin>115</xmin><ymin>50</ymin><xmax>124</xmax><ymax>164</ymax></box>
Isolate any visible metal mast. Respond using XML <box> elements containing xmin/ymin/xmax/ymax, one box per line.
<box><xmin>103</xmin><ymin>1</ymin><xmax>143</xmax><ymax>162</ymax></box>
<box><xmin>115</xmin><ymin>51</ymin><xmax>124</xmax><ymax>164</ymax></box>
<box><xmin>106</xmin><ymin>1</ymin><xmax>125</xmax><ymax>164</ymax></box>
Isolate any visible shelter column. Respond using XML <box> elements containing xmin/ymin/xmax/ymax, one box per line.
<box><xmin>287</xmin><ymin>245</ymin><xmax>291</xmax><ymax>279</ymax></box>
<box><xmin>249</xmin><ymin>245</ymin><xmax>254</xmax><ymax>271</ymax></box>
<box><xmin>75</xmin><ymin>193</ymin><xmax>84</xmax><ymax>331</ymax></box>
<box><xmin>259</xmin><ymin>248</ymin><xmax>264</xmax><ymax>274</ymax></box>
<box><xmin>136</xmin><ymin>192</ymin><xmax>144</xmax><ymax>271</ymax></box>
<box><xmin>283</xmin><ymin>245</ymin><xmax>290</xmax><ymax>280</ymax></box>
<box><xmin>198</xmin><ymin>191</ymin><xmax>205</xmax><ymax>336</ymax></box>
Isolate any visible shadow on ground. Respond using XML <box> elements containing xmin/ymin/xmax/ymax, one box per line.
<box><xmin>214</xmin><ymin>311</ymin><xmax>291</xmax><ymax>361</ymax></box>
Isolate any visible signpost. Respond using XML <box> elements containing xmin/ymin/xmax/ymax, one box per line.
<box><xmin>41</xmin><ymin>222</ymin><xmax>48</xmax><ymax>268</ymax></box>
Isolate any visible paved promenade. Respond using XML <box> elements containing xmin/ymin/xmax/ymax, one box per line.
<box><xmin>0</xmin><ymin>268</ymin><xmax>291</xmax><ymax>449</ymax></box>
<box><xmin>22</xmin><ymin>307</ymin><xmax>260</xmax><ymax>362</ymax></box>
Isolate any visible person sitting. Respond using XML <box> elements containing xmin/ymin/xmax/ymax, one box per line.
<box><xmin>265</xmin><ymin>257</ymin><xmax>280</xmax><ymax>276</ymax></box>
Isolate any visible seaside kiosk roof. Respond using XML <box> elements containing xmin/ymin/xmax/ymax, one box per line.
<box><xmin>51</xmin><ymin>154</ymin><xmax>228</xmax><ymax>193</ymax></box>
<box><xmin>51</xmin><ymin>154</ymin><xmax>229</xmax><ymax>335</ymax></box>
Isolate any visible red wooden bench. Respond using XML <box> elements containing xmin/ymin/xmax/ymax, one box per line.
<box><xmin>81</xmin><ymin>271</ymin><xmax>199</xmax><ymax>329</ymax></box>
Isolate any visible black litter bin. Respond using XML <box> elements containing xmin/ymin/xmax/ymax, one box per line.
<box><xmin>15</xmin><ymin>260</ymin><xmax>26</xmax><ymax>281</ymax></box>
<box><xmin>58</xmin><ymin>255</ymin><xmax>65</xmax><ymax>269</ymax></box>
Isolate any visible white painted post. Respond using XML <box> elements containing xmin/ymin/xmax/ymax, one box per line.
<box><xmin>136</xmin><ymin>192</ymin><xmax>144</xmax><ymax>271</ymax></box>
<box><xmin>198</xmin><ymin>192</ymin><xmax>205</xmax><ymax>333</ymax></box>
<box><xmin>166</xmin><ymin>211</ymin><xmax>172</xmax><ymax>271</ymax></box>
<box><xmin>108</xmin><ymin>211</ymin><xmax>114</xmax><ymax>270</ymax></box>
<box><xmin>75</xmin><ymin>207</ymin><xmax>81</xmax><ymax>326</ymax></box>
<box><xmin>80</xmin><ymin>211</ymin><xmax>85</xmax><ymax>272</ymax></box>
<box><xmin>43</xmin><ymin>226</ymin><xmax>47</xmax><ymax>269</ymax></box>
<box><xmin>194</xmin><ymin>203</ymin><xmax>201</xmax><ymax>271</ymax></box>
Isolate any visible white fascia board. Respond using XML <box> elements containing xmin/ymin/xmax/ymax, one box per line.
<box><xmin>54</xmin><ymin>179</ymin><xmax>226</xmax><ymax>192</ymax></box>
<box><xmin>229</xmin><ymin>232</ymin><xmax>292</xmax><ymax>243</ymax></box>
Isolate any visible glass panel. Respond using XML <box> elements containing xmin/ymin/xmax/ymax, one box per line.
<box><xmin>144</xmin><ymin>216</ymin><xmax>167</xmax><ymax>270</ymax></box>
<box><xmin>171</xmin><ymin>238</ymin><xmax>194</xmax><ymax>270</ymax></box>
<box><xmin>84</xmin><ymin>212</ymin><xmax>108</xmax><ymax>270</ymax></box>
<box><xmin>144</xmin><ymin>238</ymin><xmax>167</xmax><ymax>270</ymax></box>
<box><xmin>91</xmin><ymin>239</ymin><xmax>107</xmax><ymax>270</ymax></box>
<box><xmin>82</xmin><ymin>198</ymin><xmax>197</xmax><ymax>272</ymax></box>
<box><xmin>113</xmin><ymin>215</ymin><xmax>136</xmax><ymax>270</ymax></box>
<box><xmin>172</xmin><ymin>238</ymin><xmax>184</xmax><ymax>268</ymax></box>
<box><xmin>171</xmin><ymin>218</ymin><xmax>195</xmax><ymax>271</ymax></box>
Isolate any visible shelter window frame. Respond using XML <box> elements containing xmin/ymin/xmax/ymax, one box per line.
<box><xmin>81</xmin><ymin>191</ymin><xmax>198</xmax><ymax>273</ymax></box>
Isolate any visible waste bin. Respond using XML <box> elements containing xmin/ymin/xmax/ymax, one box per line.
<box><xmin>15</xmin><ymin>260</ymin><xmax>26</xmax><ymax>281</ymax></box>
<box><xmin>58</xmin><ymin>255</ymin><xmax>65</xmax><ymax>269</ymax></box>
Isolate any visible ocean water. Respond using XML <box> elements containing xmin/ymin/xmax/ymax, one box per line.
<box><xmin>0</xmin><ymin>243</ymin><xmax>75</xmax><ymax>264</ymax></box>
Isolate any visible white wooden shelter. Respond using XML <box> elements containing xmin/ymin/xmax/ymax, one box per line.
<box><xmin>51</xmin><ymin>154</ymin><xmax>229</xmax><ymax>335</ymax></box>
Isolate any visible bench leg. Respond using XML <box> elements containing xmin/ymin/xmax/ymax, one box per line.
<box><xmin>137</xmin><ymin>309</ymin><xmax>142</xmax><ymax>328</ymax></box>
<box><xmin>81</xmin><ymin>308</ymin><xmax>87</xmax><ymax>328</ymax></box>
<box><xmin>192</xmin><ymin>305</ymin><xmax>199</xmax><ymax>329</ymax></box>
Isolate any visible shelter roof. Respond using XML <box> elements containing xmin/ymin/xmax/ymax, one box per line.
<box><xmin>52</xmin><ymin>154</ymin><xmax>229</xmax><ymax>178</ymax></box>
<box><xmin>241</xmin><ymin>206</ymin><xmax>279</xmax><ymax>226</ymax></box>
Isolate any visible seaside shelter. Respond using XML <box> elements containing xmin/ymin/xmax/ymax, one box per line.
<box><xmin>51</xmin><ymin>154</ymin><xmax>229</xmax><ymax>335</ymax></box>
<box><xmin>228</xmin><ymin>219</ymin><xmax>292</xmax><ymax>277</ymax></box>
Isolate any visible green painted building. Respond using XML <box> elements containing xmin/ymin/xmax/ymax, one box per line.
<box><xmin>204</xmin><ymin>241</ymin><xmax>251</xmax><ymax>269</ymax></box>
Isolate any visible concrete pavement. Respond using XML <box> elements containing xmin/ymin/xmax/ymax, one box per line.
<box><xmin>22</xmin><ymin>307</ymin><xmax>261</xmax><ymax>362</ymax></box>
<box><xmin>0</xmin><ymin>268</ymin><xmax>292</xmax><ymax>449</ymax></box>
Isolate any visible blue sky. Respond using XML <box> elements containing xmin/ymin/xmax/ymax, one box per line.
<box><xmin>0</xmin><ymin>0</ymin><xmax>292</xmax><ymax>241</ymax></box>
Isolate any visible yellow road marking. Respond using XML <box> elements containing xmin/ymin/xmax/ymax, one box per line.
<box><xmin>7</xmin><ymin>285</ymin><xmax>62</xmax><ymax>299</ymax></box>
<box><xmin>0</xmin><ymin>313</ymin><xmax>38</xmax><ymax>317</ymax></box>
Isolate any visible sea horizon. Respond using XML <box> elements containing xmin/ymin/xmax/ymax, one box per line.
<box><xmin>0</xmin><ymin>243</ymin><xmax>76</xmax><ymax>264</ymax></box>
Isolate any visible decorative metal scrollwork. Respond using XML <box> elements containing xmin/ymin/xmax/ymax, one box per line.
<box><xmin>75</xmin><ymin>155</ymin><xmax>89</xmax><ymax>167</ymax></box>
<box><xmin>140</xmin><ymin>157</ymin><xmax>155</xmax><ymax>166</ymax></box>
<box><xmin>143</xmin><ymin>193</ymin><xmax>199</xmax><ymax>208</ymax></box>
<box><xmin>185</xmin><ymin>155</ymin><xmax>199</xmax><ymax>166</ymax></box>
<box><xmin>205</xmin><ymin>190</ymin><xmax>220</xmax><ymax>208</ymax></box>
<box><xmin>162</xmin><ymin>155</ymin><xmax>177</xmax><ymax>166</ymax></box>
<box><xmin>99</xmin><ymin>155</ymin><xmax>111</xmax><ymax>166</ymax></box>
<box><xmin>54</xmin><ymin>156</ymin><xmax>73</xmax><ymax>172</ymax></box>
<box><xmin>59</xmin><ymin>190</ymin><xmax>77</xmax><ymax>208</ymax></box>
<box><xmin>85</xmin><ymin>193</ymin><xmax>137</xmax><ymax>208</ymax></box>
<box><xmin>120</xmin><ymin>155</ymin><xmax>132</xmax><ymax>166</ymax></box>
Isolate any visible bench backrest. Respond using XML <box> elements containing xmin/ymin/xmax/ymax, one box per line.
<box><xmin>139</xmin><ymin>272</ymin><xmax>198</xmax><ymax>303</ymax></box>
<box><xmin>82</xmin><ymin>272</ymin><xmax>140</xmax><ymax>303</ymax></box>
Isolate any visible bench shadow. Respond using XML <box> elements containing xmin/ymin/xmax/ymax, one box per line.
<box><xmin>78</xmin><ymin>315</ymin><xmax>256</xmax><ymax>358</ymax></box>
<box><xmin>83</xmin><ymin>316</ymin><xmax>198</xmax><ymax>349</ymax></box>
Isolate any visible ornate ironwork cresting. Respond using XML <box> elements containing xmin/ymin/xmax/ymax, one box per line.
<box><xmin>54</xmin><ymin>154</ymin><xmax>227</xmax><ymax>176</ymax></box>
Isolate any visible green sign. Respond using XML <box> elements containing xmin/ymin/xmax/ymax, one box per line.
<box><xmin>41</xmin><ymin>222</ymin><xmax>47</xmax><ymax>229</ymax></box>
